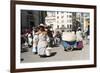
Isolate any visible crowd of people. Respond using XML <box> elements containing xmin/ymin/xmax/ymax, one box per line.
<box><xmin>21</xmin><ymin>24</ymin><xmax>90</xmax><ymax>58</ymax></box>
<box><xmin>21</xmin><ymin>24</ymin><xmax>62</xmax><ymax>58</ymax></box>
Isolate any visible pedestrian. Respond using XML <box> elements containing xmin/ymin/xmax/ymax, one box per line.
<box><xmin>54</xmin><ymin>31</ymin><xmax>61</xmax><ymax>46</ymax></box>
<box><xmin>37</xmin><ymin>25</ymin><xmax>50</xmax><ymax>57</ymax></box>
<box><xmin>62</xmin><ymin>31</ymin><xmax>77</xmax><ymax>51</ymax></box>
<box><xmin>27</xmin><ymin>32</ymin><xmax>32</xmax><ymax>47</ymax></box>
<box><xmin>21</xmin><ymin>33</ymin><xmax>28</xmax><ymax>52</ymax></box>
<box><xmin>87</xmin><ymin>25</ymin><xmax>90</xmax><ymax>40</ymax></box>
<box><xmin>32</xmin><ymin>27</ymin><xmax>39</xmax><ymax>54</ymax></box>
<box><xmin>45</xmin><ymin>26</ymin><xmax>54</xmax><ymax>47</ymax></box>
<box><xmin>76</xmin><ymin>27</ymin><xmax>83</xmax><ymax>42</ymax></box>
<box><xmin>76</xmin><ymin>28</ymin><xmax>83</xmax><ymax>49</ymax></box>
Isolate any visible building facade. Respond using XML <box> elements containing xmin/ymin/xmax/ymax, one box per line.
<box><xmin>45</xmin><ymin>11</ymin><xmax>73</xmax><ymax>31</ymax></box>
<box><xmin>83</xmin><ymin>13</ymin><xmax>90</xmax><ymax>31</ymax></box>
<box><xmin>45</xmin><ymin>11</ymin><xmax>90</xmax><ymax>32</ymax></box>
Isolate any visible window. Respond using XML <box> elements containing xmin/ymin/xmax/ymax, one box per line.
<box><xmin>57</xmin><ymin>25</ymin><xmax>59</xmax><ymax>29</ymax></box>
<box><xmin>67</xmin><ymin>25</ymin><xmax>69</xmax><ymax>29</ymax></box>
<box><xmin>57</xmin><ymin>16</ymin><xmax>59</xmax><ymax>19</ymax></box>
<box><xmin>61</xmin><ymin>16</ymin><xmax>64</xmax><ymax>18</ymax></box>
<box><xmin>62</xmin><ymin>25</ymin><xmax>65</xmax><ymax>28</ymax></box>
<box><xmin>70</xmin><ymin>25</ymin><xmax>72</xmax><ymax>29</ymax></box>
<box><xmin>69</xmin><ymin>15</ymin><xmax>72</xmax><ymax>18</ymax></box>
<box><xmin>57</xmin><ymin>11</ymin><xmax>59</xmax><ymax>14</ymax></box>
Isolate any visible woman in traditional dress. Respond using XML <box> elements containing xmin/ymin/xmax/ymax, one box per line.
<box><xmin>37</xmin><ymin>26</ymin><xmax>50</xmax><ymax>57</ymax></box>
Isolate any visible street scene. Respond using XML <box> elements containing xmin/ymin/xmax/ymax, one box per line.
<box><xmin>21</xmin><ymin>40</ymin><xmax>89</xmax><ymax>63</ymax></box>
<box><xmin>21</xmin><ymin>10</ymin><xmax>90</xmax><ymax>63</ymax></box>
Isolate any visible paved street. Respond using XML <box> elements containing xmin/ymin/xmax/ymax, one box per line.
<box><xmin>21</xmin><ymin>40</ymin><xmax>89</xmax><ymax>63</ymax></box>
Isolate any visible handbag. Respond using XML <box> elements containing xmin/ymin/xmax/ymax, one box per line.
<box><xmin>45</xmin><ymin>47</ymin><xmax>52</xmax><ymax>56</ymax></box>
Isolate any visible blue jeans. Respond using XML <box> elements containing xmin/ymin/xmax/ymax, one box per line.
<box><xmin>62</xmin><ymin>41</ymin><xmax>76</xmax><ymax>50</ymax></box>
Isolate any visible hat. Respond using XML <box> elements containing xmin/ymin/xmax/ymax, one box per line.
<box><xmin>40</xmin><ymin>23</ymin><xmax>44</xmax><ymax>26</ymax></box>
